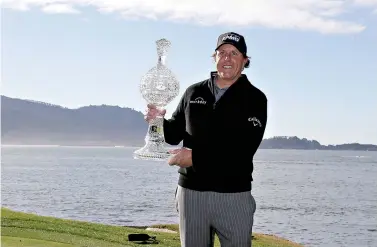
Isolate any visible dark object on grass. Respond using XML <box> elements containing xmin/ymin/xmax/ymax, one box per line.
<box><xmin>128</xmin><ymin>233</ymin><xmax>159</xmax><ymax>244</ymax></box>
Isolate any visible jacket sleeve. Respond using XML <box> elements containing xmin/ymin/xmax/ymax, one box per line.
<box><xmin>250</xmin><ymin>94</ymin><xmax>268</xmax><ymax>154</ymax></box>
<box><xmin>163</xmin><ymin>90</ymin><xmax>187</xmax><ymax>145</ymax></box>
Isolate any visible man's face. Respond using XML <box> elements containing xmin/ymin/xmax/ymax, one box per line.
<box><xmin>215</xmin><ymin>44</ymin><xmax>247</xmax><ymax>82</ymax></box>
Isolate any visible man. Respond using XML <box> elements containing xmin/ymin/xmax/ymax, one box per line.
<box><xmin>145</xmin><ymin>32</ymin><xmax>268</xmax><ymax>247</ymax></box>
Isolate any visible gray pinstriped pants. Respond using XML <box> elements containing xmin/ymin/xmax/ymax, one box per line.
<box><xmin>175</xmin><ymin>185</ymin><xmax>257</xmax><ymax>247</ymax></box>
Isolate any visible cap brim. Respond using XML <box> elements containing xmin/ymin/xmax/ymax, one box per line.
<box><xmin>215</xmin><ymin>42</ymin><xmax>245</xmax><ymax>55</ymax></box>
<box><xmin>215</xmin><ymin>42</ymin><xmax>235</xmax><ymax>51</ymax></box>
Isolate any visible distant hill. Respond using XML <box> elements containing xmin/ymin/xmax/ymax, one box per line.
<box><xmin>1</xmin><ymin>95</ymin><xmax>376</xmax><ymax>151</ymax></box>
<box><xmin>1</xmin><ymin>95</ymin><xmax>148</xmax><ymax>146</ymax></box>
<box><xmin>260</xmin><ymin>136</ymin><xmax>377</xmax><ymax>151</ymax></box>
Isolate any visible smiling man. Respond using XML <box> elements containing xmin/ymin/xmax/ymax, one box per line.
<box><xmin>213</xmin><ymin>32</ymin><xmax>250</xmax><ymax>88</ymax></box>
<box><xmin>145</xmin><ymin>32</ymin><xmax>268</xmax><ymax>247</ymax></box>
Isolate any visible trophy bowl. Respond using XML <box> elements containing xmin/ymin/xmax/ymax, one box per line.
<box><xmin>133</xmin><ymin>38</ymin><xmax>180</xmax><ymax>161</ymax></box>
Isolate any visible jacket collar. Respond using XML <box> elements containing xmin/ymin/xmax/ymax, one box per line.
<box><xmin>208</xmin><ymin>71</ymin><xmax>248</xmax><ymax>95</ymax></box>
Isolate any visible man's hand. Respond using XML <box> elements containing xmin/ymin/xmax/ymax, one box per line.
<box><xmin>168</xmin><ymin>148</ymin><xmax>192</xmax><ymax>168</ymax></box>
<box><xmin>145</xmin><ymin>104</ymin><xmax>166</xmax><ymax>123</ymax></box>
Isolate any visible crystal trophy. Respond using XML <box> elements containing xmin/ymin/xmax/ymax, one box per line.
<box><xmin>133</xmin><ymin>38</ymin><xmax>180</xmax><ymax>161</ymax></box>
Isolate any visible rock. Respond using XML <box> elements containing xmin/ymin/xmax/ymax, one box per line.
<box><xmin>145</xmin><ymin>227</ymin><xmax>177</xmax><ymax>233</ymax></box>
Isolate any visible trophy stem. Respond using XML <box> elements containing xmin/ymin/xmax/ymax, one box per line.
<box><xmin>158</xmin><ymin>55</ymin><xmax>167</xmax><ymax>65</ymax></box>
<box><xmin>133</xmin><ymin>116</ymin><xmax>171</xmax><ymax>161</ymax></box>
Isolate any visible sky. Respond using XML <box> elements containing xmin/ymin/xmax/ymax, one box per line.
<box><xmin>2</xmin><ymin>0</ymin><xmax>377</xmax><ymax>145</ymax></box>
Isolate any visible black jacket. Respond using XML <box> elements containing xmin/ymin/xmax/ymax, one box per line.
<box><xmin>163</xmin><ymin>72</ymin><xmax>268</xmax><ymax>193</ymax></box>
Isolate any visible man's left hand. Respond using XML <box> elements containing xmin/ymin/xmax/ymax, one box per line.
<box><xmin>168</xmin><ymin>148</ymin><xmax>192</xmax><ymax>168</ymax></box>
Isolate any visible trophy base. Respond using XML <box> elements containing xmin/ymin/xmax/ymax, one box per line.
<box><xmin>134</xmin><ymin>115</ymin><xmax>172</xmax><ymax>161</ymax></box>
<box><xmin>133</xmin><ymin>145</ymin><xmax>171</xmax><ymax>161</ymax></box>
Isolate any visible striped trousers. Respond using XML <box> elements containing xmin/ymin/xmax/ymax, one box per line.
<box><xmin>175</xmin><ymin>185</ymin><xmax>257</xmax><ymax>247</ymax></box>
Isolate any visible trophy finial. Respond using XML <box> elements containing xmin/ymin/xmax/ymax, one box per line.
<box><xmin>156</xmin><ymin>38</ymin><xmax>171</xmax><ymax>57</ymax></box>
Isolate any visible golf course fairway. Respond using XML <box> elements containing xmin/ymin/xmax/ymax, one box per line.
<box><xmin>1</xmin><ymin>207</ymin><xmax>303</xmax><ymax>247</ymax></box>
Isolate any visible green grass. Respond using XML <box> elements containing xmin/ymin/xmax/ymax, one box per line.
<box><xmin>1</xmin><ymin>207</ymin><xmax>304</xmax><ymax>247</ymax></box>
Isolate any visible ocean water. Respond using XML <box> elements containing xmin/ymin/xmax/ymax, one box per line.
<box><xmin>1</xmin><ymin>146</ymin><xmax>376</xmax><ymax>247</ymax></box>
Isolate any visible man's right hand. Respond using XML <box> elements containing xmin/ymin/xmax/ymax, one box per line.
<box><xmin>144</xmin><ymin>103</ymin><xmax>166</xmax><ymax>123</ymax></box>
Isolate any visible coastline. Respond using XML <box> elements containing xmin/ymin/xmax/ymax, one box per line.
<box><xmin>2</xmin><ymin>143</ymin><xmax>376</xmax><ymax>152</ymax></box>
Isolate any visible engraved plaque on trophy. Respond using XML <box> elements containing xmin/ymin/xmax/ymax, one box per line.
<box><xmin>133</xmin><ymin>38</ymin><xmax>180</xmax><ymax>161</ymax></box>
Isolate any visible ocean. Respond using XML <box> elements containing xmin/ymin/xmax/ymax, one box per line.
<box><xmin>1</xmin><ymin>146</ymin><xmax>376</xmax><ymax>247</ymax></box>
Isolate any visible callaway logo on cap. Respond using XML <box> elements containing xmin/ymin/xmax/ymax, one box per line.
<box><xmin>222</xmin><ymin>34</ymin><xmax>240</xmax><ymax>42</ymax></box>
<box><xmin>215</xmin><ymin>32</ymin><xmax>247</xmax><ymax>56</ymax></box>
